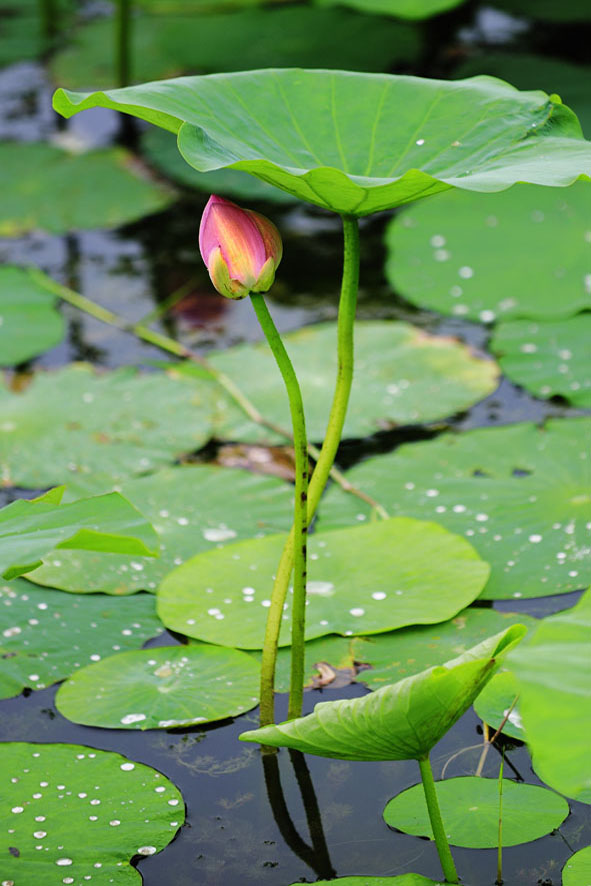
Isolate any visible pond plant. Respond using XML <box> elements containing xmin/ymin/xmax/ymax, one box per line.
<box><xmin>1</xmin><ymin>24</ymin><xmax>590</xmax><ymax>882</ymax></box>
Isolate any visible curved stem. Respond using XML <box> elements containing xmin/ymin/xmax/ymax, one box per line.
<box><xmin>258</xmin><ymin>215</ymin><xmax>360</xmax><ymax>727</ymax></box>
<box><xmin>250</xmin><ymin>294</ymin><xmax>309</xmax><ymax>726</ymax></box>
<box><xmin>418</xmin><ymin>756</ymin><xmax>459</xmax><ymax>884</ymax></box>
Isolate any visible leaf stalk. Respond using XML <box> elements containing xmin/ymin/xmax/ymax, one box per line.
<box><xmin>418</xmin><ymin>756</ymin><xmax>459</xmax><ymax>884</ymax></box>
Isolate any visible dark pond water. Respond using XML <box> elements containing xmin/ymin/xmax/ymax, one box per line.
<box><xmin>1</xmin><ymin>1</ymin><xmax>590</xmax><ymax>884</ymax></box>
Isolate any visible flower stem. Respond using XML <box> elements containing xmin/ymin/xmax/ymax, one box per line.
<box><xmin>250</xmin><ymin>294</ymin><xmax>309</xmax><ymax>725</ymax></box>
<box><xmin>116</xmin><ymin>0</ymin><xmax>131</xmax><ymax>88</ymax></box>
<box><xmin>258</xmin><ymin>214</ymin><xmax>360</xmax><ymax>727</ymax></box>
<box><xmin>418</xmin><ymin>756</ymin><xmax>459</xmax><ymax>884</ymax></box>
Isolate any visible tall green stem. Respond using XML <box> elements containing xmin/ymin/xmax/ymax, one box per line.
<box><xmin>250</xmin><ymin>294</ymin><xmax>309</xmax><ymax>724</ymax></box>
<box><xmin>116</xmin><ymin>0</ymin><xmax>131</xmax><ymax>87</ymax></box>
<box><xmin>258</xmin><ymin>215</ymin><xmax>360</xmax><ymax>727</ymax></box>
<box><xmin>418</xmin><ymin>756</ymin><xmax>459</xmax><ymax>884</ymax></box>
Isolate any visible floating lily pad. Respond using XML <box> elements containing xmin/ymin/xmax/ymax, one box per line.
<box><xmin>142</xmin><ymin>128</ymin><xmax>296</xmax><ymax>203</ymax></box>
<box><xmin>0</xmin><ymin>580</ymin><xmax>163</xmax><ymax>699</ymax></box>
<box><xmin>508</xmin><ymin>589</ymin><xmax>591</xmax><ymax>801</ymax></box>
<box><xmin>351</xmin><ymin>608</ymin><xmax>537</xmax><ymax>690</ymax></box>
<box><xmin>0</xmin><ymin>266</ymin><xmax>65</xmax><ymax>366</ymax></box>
<box><xmin>240</xmin><ymin>627</ymin><xmax>525</xmax><ymax>757</ymax></box>
<box><xmin>54</xmin><ymin>70</ymin><xmax>591</xmax><ymax>216</ymax></box>
<box><xmin>30</xmin><ymin>465</ymin><xmax>293</xmax><ymax>594</ymax></box>
<box><xmin>455</xmin><ymin>53</ymin><xmax>591</xmax><ymax>138</ymax></box>
<box><xmin>0</xmin><ymin>486</ymin><xmax>157</xmax><ymax>580</ymax></box>
<box><xmin>491</xmin><ymin>315</ymin><xmax>591</xmax><ymax>407</ymax></box>
<box><xmin>205</xmin><ymin>322</ymin><xmax>499</xmax><ymax>442</ymax></box>
<box><xmin>0</xmin><ymin>741</ymin><xmax>183</xmax><ymax>882</ymax></box>
<box><xmin>385</xmin><ymin>181</ymin><xmax>591</xmax><ymax>322</ymax></box>
<box><xmin>563</xmin><ymin>846</ymin><xmax>591</xmax><ymax>885</ymax></box>
<box><xmin>51</xmin><ymin>8</ymin><xmax>420</xmax><ymax>89</ymax></box>
<box><xmin>473</xmin><ymin>670</ymin><xmax>524</xmax><ymax>740</ymax></box>
<box><xmin>0</xmin><ymin>142</ymin><xmax>172</xmax><ymax>237</ymax></box>
<box><xmin>315</xmin><ymin>0</ymin><xmax>465</xmax><ymax>19</ymax></box>
<box><xmin>56</xmin><ymin>645</ymin><xmax>260</xmax><ymax>729</ymax></box>
<box><xmin>318</xmin><ymin>419</ymin><xmax>591</xmax><ymax>599</ymax></box>
<box><xmin>0</xmin><ymin>364</ymin><xmax>214</xmax><ymax>487</ymax></box>
<box><xmin>158</xmin><ymin>516</ymin><xmax>490</xmax><ymax>649</ymax></box>
<box><xmin>383</xmin><ymin>777</ymin><xmax>569</xmax><ymax>847</ymax></box>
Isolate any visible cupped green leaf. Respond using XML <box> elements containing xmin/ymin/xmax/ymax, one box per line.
<box><xmin>0</xmin><ymin>487</ymin><xmax>157</xmax><ymax>580</ymax></box>
<box><xmin>491</xmin><ymin>315</ymin><xmax>591</xmax><ymax>407</ymax></box>
<box><xmin>0</xmin><ymin>142</ymin><xmax>172</xmax><ymax>237</ymax></box>
<box><xmin>352</xmin><ymin>607</ymin><xmax>537</xmax><ymax>689</ymax></box>
<box><xmin>53</xmin><ymin>70</ymin><xmax>591</xmax><ymax>215</ymax></box>
<box><xmin>158</xmin><ymin>516</ymin><xmax>490</xmax><ymax>649</ymax></box>
<box><xmin>563</xmin><ymin>846</ymin><xmax>591</xmax><ymax>885</ymax></box>
<box><xmin>317</xmin><ymin>418</ymin><xmax>591</xmax><ymax>599</ymax></box>
<box><xmin>142</xmin><ymin>128</ymin><xmax>296</xmax><ymax>202</ymax></box>
<box><xmin>507</xmin><ymin>589</ymin><xmax>591</xmax><ymax>801</ymax></box>
<box><xmin>315</xmin><ymin>0</ymin><xmax>465</xmax><ymax>20</ymax></box>
<box><xmin>205</xmin><ymin>321</ymin><xmax>499</xmax><ymax>442</ymax></box>
<box><xmin>30</xmin><ymin>465</ymin><xmax>293</xmax><ymax>594</ymax></box>
<box><xmin>0</xmin><ymin>364</ymin><xmax>214</xmax><ymax>487</ymax></box>
<box><xmin>383</xmin><ymin>776</ymin><xmax>569</xmax><ymax>847</ymax></box>
<box><xmin>0</xmin><ymin>741</ymin><xmax>183</xmax><ymax>882</ymax></box>
<box><xmin>51</xmin><ymin>8</ymin><xmax>421</xmax><ymax>89</ymax></box>
<box><xmin>240</xmin><ymin>625</ymin><xmax>526</xmax><ymax>757</ymax></box>
<box><xmin>0</xmin><ymin>266</ymin><xmax>65</xmax><ymax>366</ymax></box>
<box><xmin>473</xmin><ymin>670</ymin><xmax>524</xmax><ymax>740</ymax></box>
<box><xmin>385</xmin><ymin>181</ymin><xmax>591</xmax><ymax>322</ymax></box>
<box><xmin>0</xmin><ymin>580</ymin><xmax>163</xmax><ymax>699</ymax></box>
<box><xmin>56</xmin><ymin>645</ymin><xmax>260</xmax><ymax>729</ymax></box>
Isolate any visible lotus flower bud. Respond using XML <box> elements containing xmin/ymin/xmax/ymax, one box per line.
<box><xmin>199</xmin><ymin>195</ymin><xmax>283</xmax><ymax>300</ymax></box>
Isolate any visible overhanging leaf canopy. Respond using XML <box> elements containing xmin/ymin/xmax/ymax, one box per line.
<box><xmin>240</xmin><ymin>625</ymin><xmax>526</xmax><ymax>758</ymax></box>
<box><xmin>54</xmin><ymin>70</ymin><xmax>591</xmax><ymax>215</ymax></box>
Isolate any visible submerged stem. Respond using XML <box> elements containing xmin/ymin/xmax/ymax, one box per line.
<box><xmin>250</xmin><ymin>294</ymin><xmax>309</xmax><ymax>725</ymax></box>
<box><xmin>258</xmin><ymin>215</ymin><xmax>360</xmax><ymax>727</ymax></box>
<box><xmin>418</xmin><ymin>756</ymin><xmax>459</xmax><ymax>884</ymax></box>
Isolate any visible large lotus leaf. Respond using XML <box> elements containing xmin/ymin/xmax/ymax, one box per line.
<box><xmin>351</xmin><ymin>607</ymin><xmax>537</xmax><ymax>689</ymax></box>
<box><xmin>383</xmin><ymin>776</ymin><xmax>569</xmax><ymax>847</ymax></box>
<box><xmin>455</xmin><ymin>53</ymin><xmax>591</xmax><ymax>138</ymax></box>
<box><xmin>56</xmin><ymin>645</ymin><xmax>260</xmax><ymax>729</ymax></box>
<box><xmin>0</xmin><ymin>142</ymin><xmax>172</xmax><ymax>237</ymax></box>
<box><xmin>240</xmin><ymin>626</ymin><xmax>526</xmax><ymax>757</ymax></box>
<box><xmin>473</xmin><ymin>670</ymin><xmax>524</xmax><ymax>740</ymax></box>
<box><xmin>0</xmin><ymin>741</ymin><xmax>183</xmax><ymax>882</ymax></box>
<box><xmin>205</xmin><ymin>322</ymin><xmax>499</xmax><ymax>443</ymax></box>
<box><xmin>314</xmin><ymin>0</ymin><xmax>465</xmax><ymax>19</ymax></box>
<box><xmin>0</xmin><ymin>266</ymin><xmax>65</xmax><ymax>366</ymax></box>
<box><xmin>0</xmin><ymin>580</ymin><xmax>163</xmax><ymax>699</ymax></box>
<box><xmin>385</xmin><ymin>181</ymin><xmax>591</xmax><ymax>322</ymax></box>
<box><xmin>507</xmin><ymin>589</ymin><xmax>591</xmax><ymax>801</ymax></box>
<box><xmin>0</xmin><ymin>487</ymin><xmax>157</xmax><ymax>580</ymax></box>
<box><xmin>30</xmin><ymin>465</ymin><xmax>293</xmax><ymax>594</ymax></box>
<box><xmin>0</xmin><ymin>364</ymin><xmax>215</xmax><ymax>487</ymax></box>
<box><xmin>51</xmin><ymin>9</ymin><xmax>420</xmax><ymax>89</ymax></box>
<box><xmin>289</xmin><ymin>878</ymin><xmax>444</xmax><ymax>886</ymax></box>
<box><xmin>53</xmin><ymin>70</ymin><xmax>591</xmax><ymax>215</ymax></box>
<box><xmin>491</xmin><ymin>316</ymin><xmax>591</xmax><ymax>407</ymax></box>
<box><xmin>158</xmin><ymin>516</ymin><xmax>490</xmax><ymax>649</ymax></box>
<box><xmin>563</xmin><ymin>847</ymin><xmax>591</xmax><ymax>885</ymax></box>
<box><xmin>492</xmin><ymin>0</ymin><xmax>591</xmax><ymax>21</ymax></box>
<box><xmin>142</xmin><ymin>128</ymin><xmax>296</xmax><ymax>203</ymax></box>
<box><xmin>317</xmin><ymin>419</ymin><xmax>591</xmax><ymax>599</ymax></box>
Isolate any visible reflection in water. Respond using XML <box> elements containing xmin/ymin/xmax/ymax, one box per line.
<box><xmin>263</xmin><ymin>749</ymin><xmax>336</xmax><ymax>880</ymax></box>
